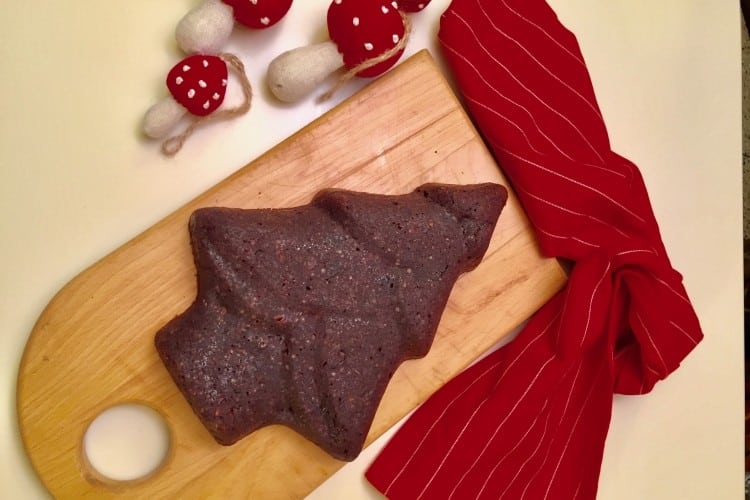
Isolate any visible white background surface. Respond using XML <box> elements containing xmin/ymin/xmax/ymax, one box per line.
<box><xmin>0</xmin><ymin>1</ymin><xmax>742</xmax><ymax>498</ymax></box>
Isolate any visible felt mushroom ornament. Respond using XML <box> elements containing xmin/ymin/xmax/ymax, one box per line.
<box><xmin>175</xmin><ymin>0</ymin><xmax>294</xmax><ymax>54</ymax></box>
<box><xmin>143</xmin><ymin>0</ymin><xmax>293</xmax><ymax>155</ymax></box>
<box><xmin>267</xmin><ymin>0</ymin><xmax>431</xmax><ymax>103</ymax></box>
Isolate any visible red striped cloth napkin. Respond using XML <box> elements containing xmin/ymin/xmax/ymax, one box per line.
<box><xmin>365</xmin><ymin>0</ymin><xmax>703</xmax><ymax>498</ymax></box>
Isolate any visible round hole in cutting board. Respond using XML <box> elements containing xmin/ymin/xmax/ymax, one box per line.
<box><xmin>82</xmin><ymin>403</ymin><xmax>170</xmax><ymax>483</ymax></box>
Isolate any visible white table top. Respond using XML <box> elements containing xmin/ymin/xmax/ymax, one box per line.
<box><xmin>0</xmin><ymin>1</ymin><xmax>742</xmax><ymax>498</ymax></box>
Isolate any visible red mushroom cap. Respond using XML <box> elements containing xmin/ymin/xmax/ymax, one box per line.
<box><xmin>327</xmin><ymin>0</ymin><xmax>406</xmax><ymax>78</ymax></box>
<box><xmin>222</xmin><ymin>0</ymin><xmax>293</xmax><ymax>29</ymax></box>
<box><xmin>396</xmin><ymin>0</ymin><xmax>431</xmax><ymax>13</ymax></box>
<box><xmin>166</xmin><ymin>55</ymin><xmax>228</xmax><ymax>117</ymax></box>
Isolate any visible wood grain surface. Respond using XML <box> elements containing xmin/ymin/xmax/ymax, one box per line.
<box><xmin>17</xmin><ymin>51</ymin><xmax>566</xmax><ymax>499</ymax></box>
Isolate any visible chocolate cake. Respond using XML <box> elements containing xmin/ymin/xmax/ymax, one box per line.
<box><xmin>155</xmin><ymin>182</ymin><xmax>508</xmax><ymax>460</ymax></box>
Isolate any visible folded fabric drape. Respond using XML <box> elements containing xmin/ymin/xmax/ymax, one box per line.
<box><xmin>365</xmin><ymin>1</ymin><xmax>703</xmax><ymax>498</ymax></box>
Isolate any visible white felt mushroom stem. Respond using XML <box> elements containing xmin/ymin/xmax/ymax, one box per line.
<box><xmin>266</xmin><ymin>41</ymin><xmax>345</xmax><ymax>103</ymax></box>
<box><xmin>142</xmin><ymin>97</ymin><xmax>188</xmax><ymax>139</ymax></box>
<box><xmin>176</xmin><ymin>0</ymin><xmax>234</xmax><ymax>54</ymax></box>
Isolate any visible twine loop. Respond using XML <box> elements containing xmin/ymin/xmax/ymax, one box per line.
<box><xmin>162</xmin><ymin>53</ymin><xmax>253</xmax><ymax>156</ymax></box>
<box><xmin>318</xmin><ymin>11</ymin><xmax>412</xmax><ymax>102</ymax></box>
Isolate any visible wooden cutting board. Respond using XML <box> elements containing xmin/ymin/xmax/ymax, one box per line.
<box><xmin>17</xmin><ymin>50</ymin><xmax>566</xmax><ymax>499</ymax></box>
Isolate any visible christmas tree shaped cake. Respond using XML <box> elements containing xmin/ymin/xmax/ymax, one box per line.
<box><xmin>155</xmin><ymin>182</ymin><xmax>508</xmax><ymax>460</ymax></box>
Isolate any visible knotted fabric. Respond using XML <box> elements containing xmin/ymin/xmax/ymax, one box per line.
<box><xmin>365</xmin><ymin>1</ymin><xmax>703</xmax><ymax>498</ymax></box>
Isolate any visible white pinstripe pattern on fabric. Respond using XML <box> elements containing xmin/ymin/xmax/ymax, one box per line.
<box><xmin>476</xmin><ymin>0</ymin><xmax>604</xmax><ymax>121</ymax></box>
<box><xmin>499</xmin><ymin>403</ymin><xmax>553</xmax><ymax>500</ymax></box>
<box><xmin>581</xmin><ymin>160</ymin><xmax>628</xmax><ymax>179</ymax></box>
<box><xmin>635</xmin><ymin>312</ymin><xmax>669</xmax><ymax>372</ymax></box>
<box><xmin>542</xmin><ymin>362</ymin><xmax>605</xmax><ymax>500</ymax></box>
<box><xmin>510</xmin><ymin>362</ymin><xmax>586</xmax><ymax>500</ymax></box>
<box><xmin>367</xmin><ymin>0</ymin><xmax>702</xmax><ymax>497</ymax></box>
<box><xmin>498</xmin><ymin>145</ymin><xmax>646</xmax><ymax>223</ymax></box>
<box><xmin>415</xmin><ymin>396</ymin><xmax>493</xmax><ymax>499</ymax></box>
<box><xmin>381</xmin><ymin>355</ymin><xmax>506</xmax><ymax>496</ymax></box>
<box><xmin>438</xmin><ymin>41</ymin><xmax>573</xmax><ymax>159</ymax></box>
<box><xmin>669</xmin><ymin>320</ymin><xmax>701</xmax><ymax>346</ymax></box>
<box><xmin>647</xmin><ymin>364</ymin><xmax>662</xmax><ymax>376</ymax></box>
<box><xmin>580</xmin><ymin>261</ymin><xmax>612</xmax><ymax>347</ymax></box>
<box><xmin>499</xmin><ymin>0</ymin><xmax>586</xmax><ymax>66</ymax></box>
<box><xmin>485</xmin><ymin>363</ymin><xmax>587</xmax><ymax>500</ymax></box>
<box><xmin>470</xmin><ymin>398</ymin><xmax>552</xmax><ymax>499</ymax></box>
<box><xmin>616</xmin><ymin>248</ymin><xmax>657</xmax><ymax>258</ymax></box>
<box><xmin>518</xmin><ymin>185</ymin><xmax>638</xmax><ymax>243</ymax></box>
<box><xmin>535</xmin><ymin>226</ymin><xmax>600</xmax><ymax>248</ymax></box>
<box><xmin>654</xmin><ymin>275</ymin><xmax>692</xmax><ymax>304</ymax></box>
<box><xmin>446</xmin><ymin>9</ymin><xmax>607</xmax><ymax>165</ymax></box>
<box><xmin>421</xmin><ymin>351</ymin><xmax>553</xmax><ymax>499</ymax></box>
<box><xmin>558</xmin><ymin>361</ymin><xmax>585</xmax><ymax>426</ymax></box>
<box><xmin>520</xmin><ymin>418</ymin><xmax>556</xmax><ymax>500</ymax></box>
<box><xmin>490</xmin><ymin>312</ymin><xmax>562</xmax><ymax>395</ymax></box>
<box><xmin>384</xmin><ymin>313</ymin><xmax>559</xmax><ymax>496</ymax></box>
<box><xmin>438</xmin><ymin>355</ymin><xmax>555</xmax><ymax>500</ymax></box>
<box><xmin>573</xmin><ymin>479</ymin><xmax>583</xmax><ymax>500</ymax></box>
<box><xmin>613</xmin><ymin>252</ymin><xmax>700</xmax><ymax>346</ymax></box>
<box><xmin>462</xmin><ymin>94</ymin><xmax>545</xmax><ymax>155</ymax></box>
<box><xmin>616</xmin><ymin>250</ymin><xmax>693</xmax><ymax>304</ymax></box>
<box><xmin>414</xmin><ymin>356</ymin><xmax>556</xmax><ymax>499</ymax></box>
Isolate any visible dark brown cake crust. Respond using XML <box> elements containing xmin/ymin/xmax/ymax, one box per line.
<box><xmin>155</xmin><ymin>183</ymin><xmax>508</xmax><ymax>460</ymax></box>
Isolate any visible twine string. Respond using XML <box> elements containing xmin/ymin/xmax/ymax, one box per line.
<box><xmin>318</xmin><ymin>11</ymin><xmax>412</xmax><ymax>102</ymax></box>
<box><xmin>162</xmin><ymin>53</ymin><xmax>253</xmax><ymax>156</ymax></box>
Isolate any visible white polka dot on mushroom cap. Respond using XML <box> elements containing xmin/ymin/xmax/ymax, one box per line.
<box><xmin>352</xmin><ymin>16</ymin><xmax>359</xmax><ymax>26</ymax></box>
<box><xmin>202</xmin><ymin>59</ymin><xmax>208</xmax><ymax>68</ymax></box>
<box><xmin>187</xmin><ymin>89</ymin><xmax>196</xmax><ymax>98</ymax></box>
<box><xmin>260</xmin><ymin>16</ymin><xmax>270</xmax><ymax>25</ymax></box>
<box><xmin>392</xmin><ymin>1</ymin><xmax>399</xmax><ymax>8</ymax></box>
<box><xmin>364</xmin><ymin>42</ymin><xmax>374</xmax><ymax>50</ymax></box>
<box><xmin>175</xmin><ymin>76</ymin><xmax>183</xmax><ymax>85</ymax></box>
<box><xmin>182</xmin><ymin>64</ymin><xmax>191</xmax><ymax>72</ymax></box>
<box><xmin>381</xmin><ymin>5</ymin><xmax>389</xmax><ymax>13</ymax></box>
<box><xmin>392</xmin><ymin>34</ymin><xmax>400</xmax><ymax>44</ymax></box>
